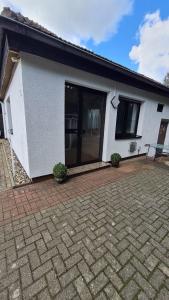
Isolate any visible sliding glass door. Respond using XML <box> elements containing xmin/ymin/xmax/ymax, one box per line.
<box><xmin>65</xmin><ymin>83</ymin><xmax>106</xmax><ymax>167</ymax></box>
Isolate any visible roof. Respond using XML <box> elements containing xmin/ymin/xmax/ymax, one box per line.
<box><xmin>0</xmin><ymin>7</ymin><xmax>169</xmax><ymax>98</ymax></box>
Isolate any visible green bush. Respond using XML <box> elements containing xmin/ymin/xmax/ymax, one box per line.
<box><xmin>53</xmin><ymin>162</ymin><xmax>67</xmax><ymax>178</ymax></box>
<box><xmin>111</xmin><ymin>153</ymin><xmax>121</xmax><ymax>163</ymax></box>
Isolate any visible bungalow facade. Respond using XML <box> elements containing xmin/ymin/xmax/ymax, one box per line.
<box><xmin>0</xmin><ymin>10</ymin><xmax>169</xmax><ymax>179</ymax></box>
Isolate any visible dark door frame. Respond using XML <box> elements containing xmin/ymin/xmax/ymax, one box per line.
<box><xmin>156</xmin><ymin>119</ymin><xmax>169</xmax><ymax>157</ymax></box>
<box><xmin>65</xmin><ymin>82</ymin><xmax>107</xmax><ymax>167</ymax></box>
<box><xmin>157</xmin><ymin>119</ymin><xmax>169</xmax><ymax>144</ymax></box>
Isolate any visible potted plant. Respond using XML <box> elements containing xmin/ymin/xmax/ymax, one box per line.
<box><xmin>53</xmin><ymin>162</ymin><xmax>67</xmax><ymax>183</ymax></box>
<box><xmin>111</xmin><ymin>153</ymin><xmax>121</xmax><ymax>168</ymax></box>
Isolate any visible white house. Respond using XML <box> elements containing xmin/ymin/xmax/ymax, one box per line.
<box><xmin>0</xmin><ymin>8</ymin><xmax>169</xmax><ymax>179</ymax></box>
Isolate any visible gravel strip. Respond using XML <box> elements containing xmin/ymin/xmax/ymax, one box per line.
<box><xmin>3</xmin><ymin>140</ymin><xmax>31</xmax><ymax>186</ymax></box>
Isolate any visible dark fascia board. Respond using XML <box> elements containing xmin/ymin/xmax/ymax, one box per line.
<box><xmin>0</xmin><ymin>15</ymin><xmax>169</xmax><ymax>98</ymax></box>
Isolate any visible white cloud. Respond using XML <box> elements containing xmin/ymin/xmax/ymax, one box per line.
<box><xmin>0</xmin><ymin>0</ymin><xmax>133</xmax><ymax>46</ymax></box>
<box><xmin>129</xmin><ymin>10</ymin><xmax>169</xmax><ymax>82</ymax></box>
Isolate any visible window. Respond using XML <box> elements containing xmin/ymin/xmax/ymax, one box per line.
<box><xmin>6</xmin><ymin>98</ymin><xmax>13</xmax><ymax>135</ymax></box>
<box><xmin>115</xmin><ymin>97</ymin><xmax>141</xmax><ymax>139</ymax></box>
<box><xmin>157</xmin><ymin>104</ymin><xmax>164</xmax><ymax>112</ymax></box>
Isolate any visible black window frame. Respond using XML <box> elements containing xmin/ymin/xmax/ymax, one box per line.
<box><xmin>115</xmin><ymin>97</ymin><xmax>141</xmax><ymax>140</ymax></box>
<box><xmin>157</xmin><ymin>103</ymin><xmax>164</xmax><ymax>112</ymax></box>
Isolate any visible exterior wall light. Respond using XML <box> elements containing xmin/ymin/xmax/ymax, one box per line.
<box><xmin>111</xmin><ymin>96</ymin><xmax>120</xmax><ymax>109</ymax></box>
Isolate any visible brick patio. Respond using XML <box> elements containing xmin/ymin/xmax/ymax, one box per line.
<box><xmin>0</xmin><ymin>159</ymin><xmax>169</xmax><ymax>299</ymax></box>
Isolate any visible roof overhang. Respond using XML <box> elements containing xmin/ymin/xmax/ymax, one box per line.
<box><xmin>0</xmin><ymin>15</ymin><xmax>169</xmax><ymax>99</ymax></box>
<box><xmin>0</xmin><ymin>47</ymin><xmax>20</xmax><ymax>99</ymax></box>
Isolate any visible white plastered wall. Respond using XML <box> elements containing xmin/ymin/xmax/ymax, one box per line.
<box><xmin>13</xmin><ymin>52</ymin><xmax>169</xmax><ymax>177</ymax></box>
<box><xmin>2</xmin><ymin>61</ymin><xmax>30</xmax><ymax>176</ymax></box>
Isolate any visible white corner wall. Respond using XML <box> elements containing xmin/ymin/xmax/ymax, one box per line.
<box><xmin>21</xmin><ymin>53</ymin><xmax>65</xmax><ymax>178</ymax></box>
<box><xmin>3</xmin><ymin>61</ymin><xmax>30</xmax><ymax>176</ymax></box>
<box><xmin>20</xmin><ymin>52</ymin><xmax>169</xmax><ymax>178</ymax></box>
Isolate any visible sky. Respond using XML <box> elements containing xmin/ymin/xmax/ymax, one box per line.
<box><xmin>0</xmin><ymin>0</ymin><xmax>169</xmax><ymax>83</ymax></box>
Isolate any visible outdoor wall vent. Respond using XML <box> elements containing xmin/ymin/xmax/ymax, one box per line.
<box><xmin>129</xmin><ymin>141</ymin><xmax>137</xmax><ymax>153</ymax></box>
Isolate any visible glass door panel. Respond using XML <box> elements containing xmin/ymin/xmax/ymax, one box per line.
<box><xmin>81</xmin><ymin>92</ymin><xmax>105</xmax><ymax>163</ymax></box>
<box><xmin>65</xmin><ymin>84</ymin><xmax>79</xmax><ymax>166</ymax></box>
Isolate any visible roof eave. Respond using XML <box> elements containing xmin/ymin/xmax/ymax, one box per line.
<box><xmin>0</xmin><ymin>15</ymin><xmax>169</xmax><ymax>97</ymax></box>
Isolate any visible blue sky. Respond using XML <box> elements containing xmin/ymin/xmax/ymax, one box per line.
<box><xmin>0</xmin><ymin>0</ymin><xmax>169</xmax><ymax>82</ymax></box>
<box><xmin>86</xmin><ymin>0</ymin><xmax>169</xmax><ymax>72</ymax></box>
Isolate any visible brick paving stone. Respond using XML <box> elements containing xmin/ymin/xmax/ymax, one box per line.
<box><xmin>131</xmin><ymin>257</ymin><xmax>150</xmax><ymax>278</ymax></box>
<box><xmin>33</xmin><ymin>260</ymin><xmax>53</xmax><ymax>280</ymax></box>
<box><xmin>89</xmin><ymin>272</ymin><xmax>108</xmax><ymax>296</ymax></box>
<box><xmin>1</xmin><ymin>269</ymin><xmax>19</xmax><ymax>289</ymax></box>
<box><xmin>65</xmin><ymin>252</ymin><xmax>82</xmax><ymax>269</ymax></box>
<box><xmin>25</xmin><ymin>233</ymin><xmax>41</xmax><ymax>245</ymax></box>
<box><xmin>118</xmin><ymin>248</ymin><xmax>132</xmax><ymax>265</ymax></box>
<box><xmin>17</xmin><ymin>244</ymin><xmax>36</xmax><ymax>258</ymax></box>
<box><xmin>91</xmin><ymin>257</ymin><xmax>108</xmax><ymax>275</ymax></box>
<box><xmin>144</xmin><ymin>254</ymin><xmax>159</xmax><ymax>272</ymax></box>
<box><xmin>78</xmin><ymin>260</ymin><xmax>94</xmax><ymax>283</ymax></box>
<box><xmin>36</xmin><ymin>239</ymin><xmax>47</xmax><ymax>255</ymax></box>
<box><xmin>37</xmin><ymin>288</ymin><xmax>51</xmax><ymax>300</ymax></box>
<box><xmin>134</xmin><ymin>272</ymin><xmax>156</xmax><ymax>298</ymax></box>
<box><xmin>121</xmin><ymin>280</ymin><xmax>140</xmax><ymax>300</ymax></box>
<box><xmin>55</xmin><ymin>283</ymin><xmax>77</xmax><ymax>300</ymax></box>
<box><xmin>104</xmin><ymin>265</ymin><xmax>123</xmax><ymax>291</ymax></box>
<box><xmin>60</xmin><ymin>265</ymin><xmax>79</xmax><ymax>287</ymax></box>
<box><xmin>158</xmin><ymin>263</ymin><xmax>169</xmax><ymax>277</ymax></box>
<box><xmin>161</xmin><ymin>235</ymin><xmax>169</xmax><ymax>249</ymax></box>
<box><xmin>28</xmin><ymin>250</ymin><xmax>40</xmax><ymax>270</ymax></box>
<box><xmin>137</xmin><ymin>291</ymin><xmax>149</xmax><ymax>300</ymax></box>
<box><xmin>149</xmin><ymin>268</ymin><xmax>165</xmax><ymax>290</ymax></box>
<box><xmin>20</xmin><ymin>263</ymin><xmax>33</xmax><ymax>288</ymax></box>
<box><xmin>0</xmin><ymin>289</ymin><xmax>8</xmax><ymax>300</ymax></box>
<box><xmin>156</xmin><ymin>287</ymin><xmax>169</xmax><ymax>300</ymax></box>
<box><xmin>40</xmin><ymin>247</ymin><xmax>58</xmax><ymax>263</ymax></box>
<box><xmin>119</xmin><ymin>262</ymin><xmax>136</xmax><ymax>282</ymax></box>
<box><xmin>74</xmin><ymin>276</ymin><xmax>92</xmax><ymax>300</ymax></box>
<box><xmin>23</xmin><ymin>277</ymin><xmax>46</xmax><ymax>299</ymax></box>
<box><xmin>80</xmin><ymin>247</ymin><xmax>95</xmax><ymax>266</ymax></box>
<box><xmin>46</xmin><ymin>270</ymin><xmax>61</xmax><ymax>296</ymax></box>
<box><xmin>105</xmin><ymin>252</ymin><xmax>121</xmax><ymax>272</ymax></box>
<box><xmin>61</xmin><ymin>232</ymin><xmax>73</xmax><ymax>247</ymax></box>
<box><xmin>57</xmin><ymin>242</ymin><xmax>70</xmax><ymax>260</ymax></box>
<box><xmin>93</xmin><ymin>245</ymin><xmax>107</xmax><ymax>260</ymax></box>
<box><xmin>42</xmin><ymin>230</ymin><xmax>52</xmax><ymax>243</ymax></box>
<box><xmin>104</xmin><ymin>283</ymin><xmax>122</xmax><ymax>299</ymax></box>
<box><xmin>105</xmin><ymin>240</ymin><xmax>120</xmax><ymax>256</ymax></box>
<box><xmin>95</xmin><ymin>291</ymin><xmax>107</xmax><ymax>300</ymax></box>
<box><xmin>52</xmin><ymin>255</ymin><xmax>66</xmax><ymax>276</ymax></box>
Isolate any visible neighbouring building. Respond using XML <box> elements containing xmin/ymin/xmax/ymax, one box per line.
<box><xmin>0</xmin><ymin>8</ymin><xmax>169</xmax><ymax>179</ymax></box>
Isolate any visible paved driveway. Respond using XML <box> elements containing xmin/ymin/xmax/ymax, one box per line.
<box><xmin>0</xmin><ymin>161</ymin><xmax>169</xmax><ymax>299</ymax></box>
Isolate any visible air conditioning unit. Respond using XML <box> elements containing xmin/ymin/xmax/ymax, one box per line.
<box><xmin>129</xmin><ymin>142</ymin><xmax>137</xmax><ymax>153</ymax></box>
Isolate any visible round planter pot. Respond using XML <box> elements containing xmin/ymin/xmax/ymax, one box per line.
<box><xmin>111</xmin><ymin>162</ymin><xmax>120</xmax><ymax>168</ymax></box>
<box><xmin>55</xmin><ymin>176</ymin><xmax>67</xmax><ymax>183</ymax></box>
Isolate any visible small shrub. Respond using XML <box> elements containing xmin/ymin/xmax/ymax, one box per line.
<box><xmin>111</xmin><ymin>153</ymin><xmax>121</xmax><ymax>168</ymax></box>
<box><xmin>111</xmin><ymin>153</ymin><xmax>121</xmax><ymax>163</ymax></box>
<box><xmin>53</xmin><ymin>162</ymin><xmax>67</xmax><ymax>178</ymax></box>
